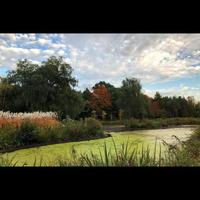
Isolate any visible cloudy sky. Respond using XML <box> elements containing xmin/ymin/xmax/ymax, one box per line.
<box><xmin>0</xmin><ymin>34</ymin><xmax>200</xmax><ymax>100</ymax></box>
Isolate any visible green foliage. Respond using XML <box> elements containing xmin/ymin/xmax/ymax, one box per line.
<box><xmin>37</xmin><ymin>125</ymin><xmax>65</xmax><ymax>143</ymax></box>
<box><xmin>0</xmin><ymin>118</ymin><xmax>105</xmax><ymax>152</ymax></box>
<box><xmin>84</xmin><ymin>118</ymin><xmax>104</xmax><ymax>137</ymax></box>
<box><xmin>117</xmin><ymin>78</ymin><xmax>145</xmax><ymax>119</ymax></box>
<box><xmin>0</xmin><ymin>154</ymin><xmax>19</xmax><ymax>166</ymax></box>
<box><xmin>124</xmin><ymin>118</ymin><xmax>200</xmax><ymax>130</ymax></box>
<box><xmin>0</xmin><ymin>57</ymin><xmax>84</xmax><ymax>119</ymax></box>
<box><xmin>62</xmin><ymin>118</ymin><xmax>104</xmax><ymax>141</ymax></box>
<box><xmin>0</xmin><ymin>125</ymin><xmax>17</xmax><ymax>150</ymax></box>
<box><xmin>16</xmin><ymin>121</ymin><xmax>40</xmax><ymax>146</ymax></box>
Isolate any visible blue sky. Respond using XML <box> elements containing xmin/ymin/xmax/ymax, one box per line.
<box><xmin>0</xmin><ymin>34</ymin><xmax>200</xmax><ymax>100</ymax></box>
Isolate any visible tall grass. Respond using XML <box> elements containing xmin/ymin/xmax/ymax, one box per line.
<box><xmin>54</xmin><ymin>138</ymin><xmax>196</xmax><ymax>167</ymax></box>
<box><xmin>0</xmin><ymin>118</ymin><xmax>106</xmax><ymax>152</ymax></box>
<box><xmin>0</xmin><ymin>111</ymin><xmax>59</xmax><ymax>128</ymax></box>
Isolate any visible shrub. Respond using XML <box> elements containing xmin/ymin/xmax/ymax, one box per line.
<box><xmin>38</xmin><ymin>125</ymin><xmax>66</xmax><ymax>143</ymax></box>
<box><xmin>0</xmin><ymin>125</ymin><xmax>17</xmax><ymax>150</ymax></box>
<box><xmin>61</xmin><ymin>118</ymin><xmax>105</xmax><ymax>141</ymax></box>
<box><xmin>15</xmin><ymin>121</ymin><xmax>40</xmax><ymax>146</ymax></box>
<box><xmin>84</xmin><ymin>118</ymin><xmax>104</xmax><ymax>137</ymax></box>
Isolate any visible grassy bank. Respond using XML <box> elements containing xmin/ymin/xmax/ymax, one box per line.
<box><xmin>124</xmin><ymin>117</ymin><xmax>200</xmax><ymax>130</ymax></box>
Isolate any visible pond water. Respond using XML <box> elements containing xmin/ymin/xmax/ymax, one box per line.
<box><xmin>113</xmin><ymin>125</ymin><xmax>197</xmax><ymax>145</ymax></box>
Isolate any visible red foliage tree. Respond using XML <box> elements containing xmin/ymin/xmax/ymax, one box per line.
<box><xmin>149</xmin><ymin>101</ymin><xmax>161</xmax><ymax>117</ymax></box>
<box><xmin>90</xmin><ymin>84</ymin><xmax>112</xmax><ymax>115</ymax></box>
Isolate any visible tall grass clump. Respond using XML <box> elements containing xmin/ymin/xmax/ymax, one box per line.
<box><xmin>0</xmin><ymin>111</ymin><xmax>59</xmax><ymax>128</ymax></box>
<box><xmin>53</xmin><ymin>139</ymin><xmax>190</xmax><ymax>167</ymax></box>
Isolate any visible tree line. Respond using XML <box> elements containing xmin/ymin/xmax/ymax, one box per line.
<box><xmin>0</xmin><ymin>56</ymin><xmax>199</xmax><ymax>120</ymax></box>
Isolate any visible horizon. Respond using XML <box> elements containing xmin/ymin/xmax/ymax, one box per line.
<box><xmin>0</xmin><ymin>34</ymin><xmax>200</xmax><ymax>100</ymax></box>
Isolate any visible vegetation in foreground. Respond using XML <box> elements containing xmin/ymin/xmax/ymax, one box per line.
<box><xmin>53</xmin><ymin>135</ymin><xmax>200</xmax><ymax>166</ymax></box>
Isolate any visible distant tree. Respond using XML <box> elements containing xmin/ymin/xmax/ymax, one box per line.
<box><xmin>79</xmin><ymin>88</ymin><xmax>92</xmax><ymax>119</ymax></box>
<box><xmin>93</xmin><ymin>81</ymin><xmax>120</xmax><ymax>119</ymax></box>
<box><xmin>90</xmin><ymin>84</ymin><xmax>112</xmax><ymax>118</ymax></box>
<box><xmin>118</xmin><ymin>78</ymin><xmax>145</xmax><ymax>119</ymax></box>
<box><xmin>154</xmin><ymin>92</ymin><xmax>162</xmax><ymax>102</ymax></box>
<box><xmin>149</xmin><ymin>101</ymin><xmax>161</xmax><ymax>118</ymax></box>
<box><xmin>82</xmin><ymin>88</ymin><xmax>91</xmax><ymax>100</ymax></box>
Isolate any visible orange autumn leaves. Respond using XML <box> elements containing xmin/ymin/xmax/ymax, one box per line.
<box><xmin>90</xmin><ymin>84</ymin><xmax>112</xmax><ymax>114</ymax></box>
<box><xmin>0</xmin><ymin>118</ymin><xmax>60</xmax><ymax>128</ymax></box>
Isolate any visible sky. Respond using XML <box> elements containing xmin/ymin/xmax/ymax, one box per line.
<box><xmin>0</xmin><ymin>34</ymin><xmax>200</xmax><ymax>100</ymax></box>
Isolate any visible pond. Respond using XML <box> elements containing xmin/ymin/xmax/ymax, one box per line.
<box><xmin>3</xmin><ymin>126</ymin><xmax>197</xmax><ymax>166</ymax></box>
<box><xmin>113</xmin><ymin>125</ymin><xmax>197</xmax><ymax>144</ymax></box>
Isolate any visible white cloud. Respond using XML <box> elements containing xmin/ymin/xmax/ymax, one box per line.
<box><xmin>38</xmin><ymin>38</ymin><xmax>51</xmax><ymax>46</ymax></box>
<box><xmin>50</xmin><ymin>43</ymin><xmax>66</xmax><ymax>49</ymax></box>
<box><xmin>43</xmin><ymin>49</ymin><xmax>55</xmax><ymax>55</ymax></box>
<box><xmin>30</xmin><ymin>48</ymin><xmax>41</xmax><ymax>55</ymax></box>
<box><xmin>57</xmin><ymin>50</ymin><xmax>65</xmax><ymax>56</ymax></box>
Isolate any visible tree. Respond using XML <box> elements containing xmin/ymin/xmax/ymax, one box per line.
<box><xmin>79</xmin><ymin>88</ymin><xmax>92</xmax><ymax>119</ymax></box>
<box><xmin>149</xmin><ymin>101</ymin><xmax>161</xmax><ymax>118</ymax></box>
<box><xmin>154</xmin><ymin>92</ymin><xmax>162</xmax><ymax>102</ymax></box>
<box><xmin>90</xmin><ymin>84</ymin><xmax>112</xmax><ymax>118</ymax></box>
<box><xmin>118</xmin><ymin>78</ymin><xmax>145</xmax><ymax>119</ymax></box>
<box><xmin>92</xmin><ymin>81</ymin><xmax>120</xmax><ymax>119</ymax></box>
<box><xmin>4</xmin><ymin>56</ymin><xmax>84</xmax><ymax>119</ymax></box>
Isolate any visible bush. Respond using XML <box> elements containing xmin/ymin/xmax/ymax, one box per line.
<box><xmin>62</xmin><ymin>118</ymin><xmax>105</xmax><ymax>141</ymax></box>
<box><xmin>38</xmin><ymin>125</ymin><xmax>65</xmax><ymax>143</ymax></box>
<box><xmin>0</xmin><ymin>125</ymin><xmax>17</xmax><ymax>150</ymax></box>
<box><xmin>84</xmin><ymin>118</ymin><xmax>104</xmax><ymax>138</ymax></box>
<box><xmin>15</xmin><ymin>121</ymin><xmax>40</xmax><ymax>146</ymax></box>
